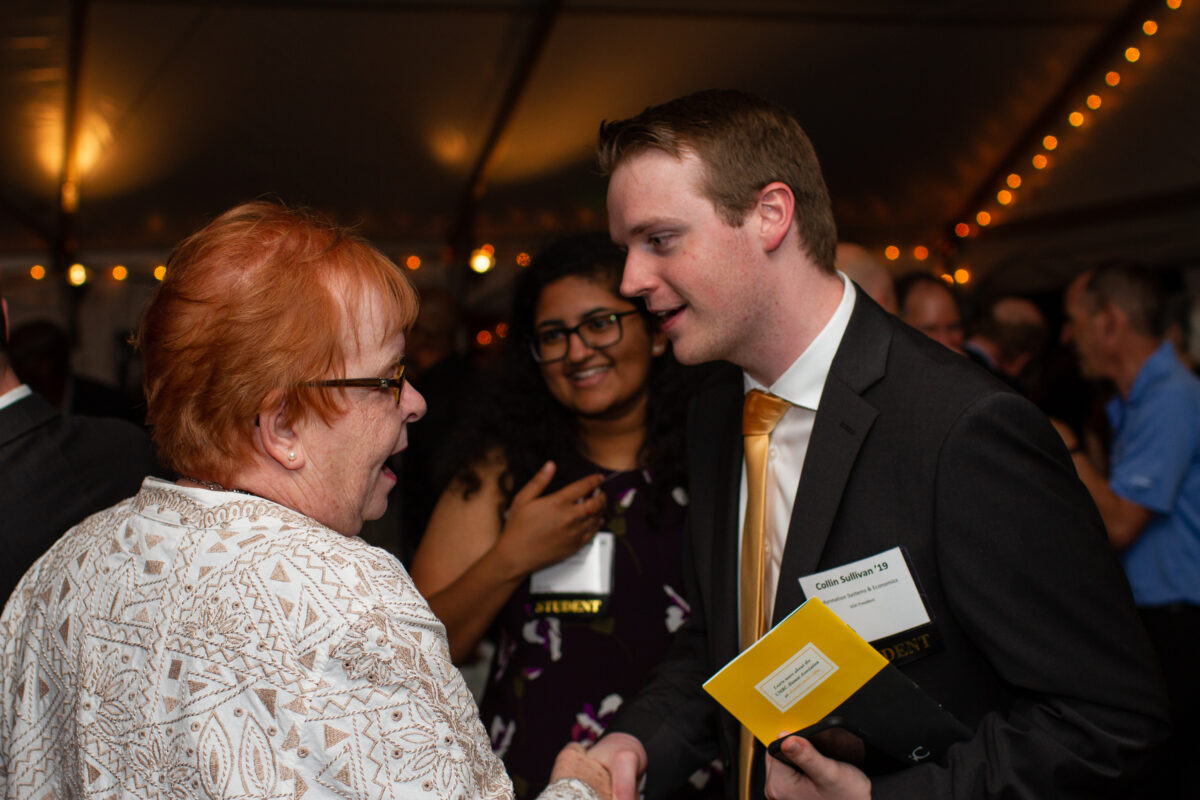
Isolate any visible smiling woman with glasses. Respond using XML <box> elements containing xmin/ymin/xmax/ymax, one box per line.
<box><xmin>411</xmin><ymin>233</ymin><xmax>720</xmax><ymax>800</ymax></box>
<box><xmin>0</xmin><ymin>201</ymin><xmax>612</xmax><ymax>800</ymax></box>
<box><xmin>530</xmin><ymin>310</ymin><xmax>641</xmax><ymax>363</ymax></box>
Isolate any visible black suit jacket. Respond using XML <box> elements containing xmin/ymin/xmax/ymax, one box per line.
<box><xmin>0</xmin><ymin>391</ymin><xmax>156</xmax><ymax>604</ymax></box>
<box><xmin>611</xmin><ymin>294</ymin><xmax>1168</xmax><ymax>798</ymax></box>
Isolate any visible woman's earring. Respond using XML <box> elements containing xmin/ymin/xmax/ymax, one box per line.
<box><xmin>288</xmin><ymin>451</ymin><xmax>296</xmax><ymax>462</ymax></box>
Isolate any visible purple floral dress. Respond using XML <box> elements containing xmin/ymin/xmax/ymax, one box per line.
<box><xmin>478</xmin><ymin>452</ymin><xmax>723</xmax><ymax>799</ymax></box>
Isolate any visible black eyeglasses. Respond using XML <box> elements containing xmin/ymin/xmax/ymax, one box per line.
<box><xmin>529</xmin><ymin>310</ymin><xmax>641</xmax><ymax>363</ymax></box>
<box><xmin>305</xmin><ymin>362</ymin><xmax>407</xmax><ymax>406</ymax></box>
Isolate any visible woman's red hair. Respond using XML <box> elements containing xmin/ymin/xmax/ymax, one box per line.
<box><xmin>137</xmin><ymin>200</ymin><xmax>418</xmax><ymax>478</ymax></box>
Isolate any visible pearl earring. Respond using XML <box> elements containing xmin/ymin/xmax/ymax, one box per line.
<box><xmin>288</xmin><ymin>451</ymin><xmax>296</xmax><ymax>462</ymax></box>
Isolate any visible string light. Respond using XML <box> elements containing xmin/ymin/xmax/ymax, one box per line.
<box><xmin>470</xmin><ymin>247</ymin><xmax>495</xmax><ymax>274</ymax></box>
<box><xmin>496</xmin><ymin>322</ymin><xmax>509</xmax><ymax>339</ymax></box>
<box><xmin>30</xmin><ymin>264</ymin><xmax>45</xmax><ymax>280</ymax></box>
<box><xmin>67</xmin><ymin>263</ymin><xmax>87</xmax><ymax>286</ymax></box>
<box><xmin>111</xmin><ymin>265</ymin><xmax>127</xmax><ymax>281</ymax></box>
<box><xmin>475</xmin><ymin>330</ymin><xmax>493</xmax><ymax>346</ymax></box>
<box><xmin>516</xmin><ymin>252</ymin><xmax>531</xmax><ymax>267</ymax></box>
<box><xmin>954</xmin><ymin>268</ymin><xmax>971</xmax><ymax>284</ymax></box>
<box><xmin>154</xmin><ymin>265</ymin><xmax>166</xmax><ymax>281</ymax></box>
<box><xmin>913</xmin><ymin>246</ymin><xmax>929</xmax><ymax>261</ymax></box>
<box><xmin>884</xmin><ymin>246</ymin><xmax>900</xmax><ymax>260</ymax></box>
<box><xmin>405</xmin><ymin>255</ymin><xmax>421</xmax><ymax>270</ymax></box>
<box><xmin>946</xmin><ymin>7</ymin><xmax>1175</xmax><ymax>254</ymax></box>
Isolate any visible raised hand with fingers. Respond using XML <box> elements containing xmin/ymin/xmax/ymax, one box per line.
<box><xmin>410</xmin><ymin>454</ymin><xmax>606</xmax><ymax>663</ymax></box>
<box><xmin>493</xmin><ymin>460</ymin><xmax>607</xmax><ymax>576</ymax></box>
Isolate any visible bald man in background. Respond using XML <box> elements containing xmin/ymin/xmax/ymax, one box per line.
<box><xmin>836</xmin><ymin>243</ymin><xmax>896</xmax><ymax>314</ymax></box>
<box><xmin>896</xmin><ymin>272</ymin><xmax>965</xmax><ymax>354</ymax></box>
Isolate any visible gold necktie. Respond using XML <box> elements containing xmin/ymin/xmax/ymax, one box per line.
<box><xmin>739</xmin><ymin>388</ymin><xmax>792</xmax><ymax>800</ymax></box>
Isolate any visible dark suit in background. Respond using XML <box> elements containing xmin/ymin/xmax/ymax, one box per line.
<box><xmin>611</xmin><ymin>295</ymin><xmax>1168</xmax><ymax>798</ymax></box>
<box><xmin>0</xmin><ymin>391</ymin><xmax>156</xmax><ymax>604</ymax></box>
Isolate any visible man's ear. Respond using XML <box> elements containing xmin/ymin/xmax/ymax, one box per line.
<box><xmin>755</xmin><ymin>182</ymin><xmax>796</xmax><ymax>253</ymax></box>
<box><xmin>257</xmin><ymin>390</ymin><xmax>304</xmax><ymax>470</ymax></box>
<box><xmin>1098</xmin><ymin>302</ymin><xmax>1125</xmax><ymax>341</ymax></box>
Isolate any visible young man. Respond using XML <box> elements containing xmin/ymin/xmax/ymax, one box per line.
<box><xmin>586</xmin><ymin>90</ymin><xmax>1167</xmax><ymax>800</ymax></box>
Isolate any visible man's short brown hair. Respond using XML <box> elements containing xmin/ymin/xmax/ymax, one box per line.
<box><xmin>598</xmin><ymin>89</ymin><xmax>837</xmax><ymax>274</ymax></box>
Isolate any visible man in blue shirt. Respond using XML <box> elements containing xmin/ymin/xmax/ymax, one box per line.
<box><xmin>1059</xmin><ymin>261</ymin><xmax>1200</xmax><ymax>794</ymax></box>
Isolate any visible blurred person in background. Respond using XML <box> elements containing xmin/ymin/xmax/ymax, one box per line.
<box><xmin>0</xmin><ymin>201</ymin><xmax>610</xmax><ymax>800</ymax></box>
<box><xmin>896</xmin><ymin>271</ymin><xmax>965</xmax><ymax>354</ymax></box>
<box><xmin>8</xmin><ymin>318</ymin><xmax>145</xmax><ymax>424</ymax></box>
<box><xmin>835</xmin><ymin>242</ymin><xmax>896</xmax><ymax>314</ymax></box>
<box><xmin>411</xmin><ymin>233</ymin><xmax>718</xmax><ymax>800</ymax></box>
<box><xmin>1057</xmin><ymin>261</ymin><xmax>1200</xmax><ymax>796</ymax></box>
<box><xmin>963</xmin><ymin>295</ymin><xmax>1050</xmax><ymax>394</ymax></box>
<box><xmin>0</xmin><ymin>297</ymin><xmax>154</xmax><ymax>605</ymax></box>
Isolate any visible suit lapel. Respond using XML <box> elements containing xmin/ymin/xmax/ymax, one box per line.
<box><xmin>773</xmin><ymin>295</ymin><xmax>892</xmax><ymax>623</ymax></box>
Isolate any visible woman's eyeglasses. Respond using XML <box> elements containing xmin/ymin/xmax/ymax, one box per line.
<box><xmin>305</xmin><ymin>362</ymin><xmax>407</xmax><ymax>406</ymax></box>
<box><xmin>529</xmin><ymin>310</ymin><xmax>641</xmax><ymax>363</ymax></box>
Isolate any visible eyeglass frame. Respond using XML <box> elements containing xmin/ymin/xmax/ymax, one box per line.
<box><xmin>304</xmin><ymin>362</ymin><xmax>407</xmax><ymax>407</ymax></box>
<box><xmin>528</xmin><ymin>309</ymin><xmax>643</xmax><ymax>364</ymax></box>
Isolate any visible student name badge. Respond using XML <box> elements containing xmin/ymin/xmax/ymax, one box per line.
<box><xmin>798</xmin><ymin>547</ymin><xmax>940</xmax><ymax>666</ymax></box>
<box><xmin>529</xmin><ymin>531</ymin><xmax>614</xmax><ymax>619</ymax></box>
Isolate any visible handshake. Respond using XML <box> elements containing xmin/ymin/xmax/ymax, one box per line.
<box><xmin>547</xmin><ymin>733</ymin><xmax>645</xmax><ymax>800</ymax></box>
<box><xmin>548</xmin><ymin>742</ymin><xmax>615</xmax><ymax>800</ymax></box>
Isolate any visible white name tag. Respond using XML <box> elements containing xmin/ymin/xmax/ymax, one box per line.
<box><xmin>797</xmin><ymin>546</ymin><xmax>930</xmax><ymax>642</ymax></box>
<box><xmin>530</xmin><ymin>532</ymin><xmax>614</xmax><ymax>595</ymax></box>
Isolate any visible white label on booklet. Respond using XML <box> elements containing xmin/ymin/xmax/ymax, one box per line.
<box><xmin>798</xmin><ymin>546</ymin><xmax>930</xmax><ymax>642</ymax></box>
<box><xmin>530</xmin><ymin>532</ymin><xmax>614</xmax><ymax>595</ymax></box>
<box><xmin>755</xmin><ymin>643</ymin><xmax>838</xmax><ymax>713</ymax></box>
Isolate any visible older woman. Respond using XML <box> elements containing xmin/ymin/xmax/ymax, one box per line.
<box><xmin>0</xmin><ymin>201</ymin><xmax>609</xmax><ymax>800</ymax></box>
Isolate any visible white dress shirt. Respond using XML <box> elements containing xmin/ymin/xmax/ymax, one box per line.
<box><xmin>0</xmin><ymin>383</ymin><xmax>31</xmax><ymax>411</ymax></box>
<box><xmin>740</xmin><ymin>273</ymin><xmax>857</xmax><ymax>630</ymax></box>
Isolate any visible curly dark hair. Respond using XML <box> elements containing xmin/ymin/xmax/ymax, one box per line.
<box><xmin>437</xmin><ymin>232</ymin><xmax>700</xmax><ymax>520</ymax></box>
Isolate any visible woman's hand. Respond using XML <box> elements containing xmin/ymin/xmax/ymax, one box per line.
<box><xmin>493</xmin><ymin>461</ymin><xmax>607</xmax><ymax>577</ymax></box>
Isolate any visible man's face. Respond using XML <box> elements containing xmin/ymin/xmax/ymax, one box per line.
<box><xmin>900</xmin><ymin>282</ymin><xmax>964</xmax><ymax>354</ymax></box>
<box><xmin>608</xmin><ymin>149</ymin><xmax>763</xmax><ymax>367</ymax></box>
<box><xmin>1062</xmin><ymin>274</ymin><xmax>1104</xmax><ymax>379</ymax></box>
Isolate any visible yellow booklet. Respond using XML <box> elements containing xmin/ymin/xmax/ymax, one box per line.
<box><xmin>703</xmin><ymin>597</ymin><xmax>888</xmax><ymax>745</ymax></box>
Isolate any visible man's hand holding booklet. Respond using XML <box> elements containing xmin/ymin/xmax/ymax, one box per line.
<box><xmin>702</xmin><ymin>597</ymin><xmax>970</xmax><ymax>771</ymax></box>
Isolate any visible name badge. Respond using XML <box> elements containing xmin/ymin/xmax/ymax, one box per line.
<box><xmin>798</xmin><ymin>547</ymin><xmax>938</xmax><ymax>664</ymax></box>
<box><xmin>530</xmin><ymin>532</ymin><xmax>614</xmax><ymax>618</ymax></box>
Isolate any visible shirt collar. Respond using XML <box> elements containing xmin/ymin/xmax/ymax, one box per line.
<box><xmin>744</xmin><ymin>272</ymin><xmax>857</xmax><ymax>411</ymax></box>
<box><xmin>0</xmin><ymin>384</ymin><xmax>32</xmax><ymax>411</ymax></box>
<box><xmin>1128</xmin><ymin>341</ymin><xmax>1179</xmax><ymax>404</ymax></box>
